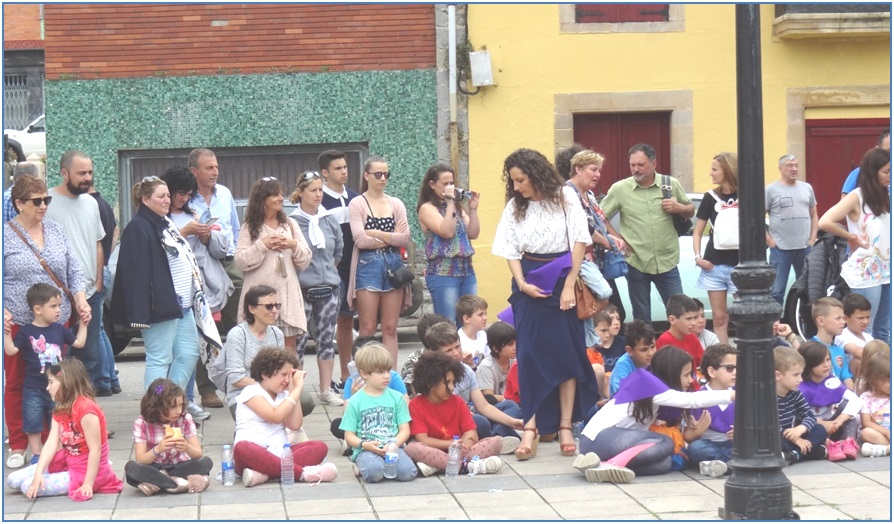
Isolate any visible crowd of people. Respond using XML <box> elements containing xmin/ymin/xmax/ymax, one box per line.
<box><xmin>2</xmin><ymin>138</ymin><xmax>889</xmax><ymax>499</ymax></box>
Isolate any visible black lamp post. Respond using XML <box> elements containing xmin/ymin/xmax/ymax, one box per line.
<box><xmin>721</xmin><ymin>4</ymin><xmax>798</xmax><ymax>520</ymax></box>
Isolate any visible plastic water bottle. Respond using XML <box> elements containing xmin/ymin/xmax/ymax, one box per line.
<box><xmin>221</xmin><ymin>445</ymin><xmax>235</xmax><ymax>486</ymax></box>
<box><xmin>347</xmin><ymin>361</ymin><xmax>360</xmax><ymax>382</ymax></box>
<box><xmin>571</xmin><ymin>421</ymin><xmax>583</xmax><ymax>440</ymax></box>
<box><xmin>281</xmin><ymin>443</ymin><xmax>294</xmax><ymax>486</ymax></box>
<box><xmin>383</xmin><ymin>439</ymin><xmax>399</xmax><ymax>479</ymax></box>
<box><xmin>445</xmin><ymin>436</ymin><xmax>461</xmax><ymax>479</ymax></box>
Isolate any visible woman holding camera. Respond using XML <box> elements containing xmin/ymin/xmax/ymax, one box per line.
<box><xmin>417</xmin><ymin>164</ymin><xmax>480</xmax><ymax>319</ymax></box>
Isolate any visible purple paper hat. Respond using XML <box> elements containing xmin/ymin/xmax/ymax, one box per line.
<box><xmin>497</xmin><ymin>306</ymin><xmax>514</xmax><ymax>326</ymax></box>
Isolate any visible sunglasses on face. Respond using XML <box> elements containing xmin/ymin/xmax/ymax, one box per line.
<box><xmin>369</xmin><ymin>171</ymin><xmax>391</xmax><ymax>180</ymax></box>
<box><xmin>22</xmin><ymin>196</ymin><xmax>53</xmax><ymax>207</ymax></box>
<box><xmin>717</xmin><ymin>364</ymin><xmax>736</xmax><ymax>372</ymax></box>
<box><xmin>256</xmin><ymin>302</ymin><xmax>281</xmax><ymax>311</ymax></box>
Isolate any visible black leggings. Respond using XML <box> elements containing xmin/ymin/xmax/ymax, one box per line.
<box><xmin>580</xmin><ymin>426</ymin><xmax>674</xmax><ymax>476</ymax></box>
<box><xmin>124</xmin><ymin>457</ymin><xmax>214</xmax><ymax>489</ymax></box>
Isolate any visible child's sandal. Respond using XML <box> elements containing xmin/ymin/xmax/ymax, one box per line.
<box><xmin>515</xmin><ymin>427</ymin><xmax>540</xmax><ymax>461</ymax></box>
<box><xmin>187</xmin><ymin>474</ymin><xmax>210</xmax><ymax>493</ymax></box>
<box><xmin>165</xmin><ymin>476</ymin><xmax>190</xmax><ymax>494</ymax></box>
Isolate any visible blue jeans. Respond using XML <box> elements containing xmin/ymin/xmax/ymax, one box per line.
<box><xmin>140</xmin><ymin>308</ymin><xmax>199</xmax><ymax>390</ymax></box>
<box><xmin>74</xmin><ymin>292</ymin><xmax>112</xmax><ymax>390</ymax></box>
<box><xmin>854</xmin><ymin>283</ymin><xmax>891</xmax><ymax>344</ymax></box>
<box><xmin>625</xmin><ymin>265</ymin><xmax>683</xmax><ymax>324</ymax></box>
<box><xmin>354</xmin><ymin>447</ymin><xmax>417</xmax><ymax>482</ymax></box>
<box><xmin>490</xmin><ymin>399</ymin><xmax>522</xmax><ymax>438</ymax></box>
<box><xmin>687</xmin><ymin>439</ymin><xmax>733</xmax><ymax>464</ymax></box>
<box><xmin>769</xmin><ymin>246</ymin><xmax>810</xmax><ymax>305</ymax></box>
<box><xmin>425</xmin><ymin>273</ymin><xmax>477</xmax><ymax>321</ymax></box>
<box><xmin>99</xmin><ymin>266</ymin><xmax>119</xmax><ymax>389</ymax></box>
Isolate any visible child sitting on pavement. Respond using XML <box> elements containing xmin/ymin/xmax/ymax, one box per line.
<box><xmin>340</xmin><ymin>343</ymin><xmax>417</xmax><ymax>482</ymax></box>
<box><xmin>586</xmin><ymin>311</ymin><xmax>611</xmax><ymax>401</ymax></box>
<box><xmin>858</xmin><ymin>342</ymin><xmax>891</xmax><ymax>457</ymax></box>
<box><xmin>401</xmin><ymin>313</ymin><xmax>452</xmax><ymax>397</ymax></box>
<box><xmin>774</xmin><ymin>346</ymin><xmax>829</xmax><ymax>465</ymax></box>
<box><xmin>809</xmin><ymin>297</ymin><xmax>854</xmax><ymax>390</ymax></box>
<box><xmin>407</xmin><ymin>351</ymin><xmax>505</xmax><ymax>477</ymax></box>
<box><xmin>835</xmin><ymin>293</ymin><xmax>874</xmax><ymax>379</ymax></box>
<box><xmin>609</xmin><ymin>320</ymin><xmax>657</xmax><ymax>397</ymax></box>
<box><xmin>688</xmin><ymin>344</ymin><xmax>737</xmax><ymax>477</ymax></box>
<box><xmin>476</xmin><ymin>321</ymin><xmax>516</xmax><ymax>405</ymax></box>
<box><xmin>656</xmin><ymin>294</ymin><xmax>705</xmax><ymax>373</ymax></box>
<box><xmin>457</xmin><ymin>295</ymin><xmax>489</xmax><ymax>369</ymax></box>
<box><xmin>692</xmin><ymin>299</ymin><xmax>720</xmax><ymax>351</ymax></box>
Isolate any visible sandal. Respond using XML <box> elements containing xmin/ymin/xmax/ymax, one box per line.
<box><xmin>137</xmin><ymin>483</ymin><xmax>160</xmax><ymax>496</ymax></box>
<box><xmin>187</xmin><ymin>474</ymin><xmax>210</xmax><ymax>493</ymax></box>
<box><xmin>515</xmin><ymin>427</ymin><xmax>539</xmax><ymax>461</ymax></box>
<box><xmin>558</xmin><ymin>424</ymin><xmax>577</xmax><ymax>457</ymax></box>
<box><xmin>165</xmin><ymin>476</ymin><xmax>190</xmax><ymax>494</ymax></box>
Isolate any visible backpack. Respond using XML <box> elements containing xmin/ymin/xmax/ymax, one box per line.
<box><xmin>707</xmin><ymin>190</ymin><xmax>739</xmax><ymax>250</ymax></box>
<box><xmin>208</xmin><ymin>324</ymin><xmax>285</xmax><ymax>394</ymax></box>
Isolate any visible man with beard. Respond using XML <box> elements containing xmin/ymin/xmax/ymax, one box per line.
<box><xmin>46</xmin><ymin>150</ymin><xmax>112</xmax><ymax>395</ymax></box>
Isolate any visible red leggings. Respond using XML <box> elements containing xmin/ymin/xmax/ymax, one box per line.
<box><xmin>233</xmin><ymin>440</ymin><xmax>327</xmax><ymax>479</ymax></box>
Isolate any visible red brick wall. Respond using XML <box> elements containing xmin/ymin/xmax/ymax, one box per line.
<box><xmin>4</xmin><ymin>4</ymin><xmax>43</xmax><ymax>47</ymax></box>
<box><xmin>44</xmin><ymin>4</ymin><xmax>435</xmax><ymax>79</ymax></box>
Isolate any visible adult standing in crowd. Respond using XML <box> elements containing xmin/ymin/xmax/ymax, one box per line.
<box><xmin>234</xmin><ymin>177</ymin><xmax>312</xmax><ymax>356</ymax></box>
<box><xmin>492</xmin><ymin>148</ymin><xmax>599</xmax><ymax>459</ymax></box>
<box><xmin>841</xmin><ymin>130</ymin><xmax>889</xmax><ymax>197</ymax></box>
<box><xmin>3</xmin><ymin>175</ymin><xmax>88</xmax><ymax>468</ymax></box>
<box><xmin>765</xmin><ymin>154</ymin><xmax>818</xmax><ymax>305</ymax></box>
<box><xmin>417</xmin><ymin>163</ymin><xmax>480</xmax><ymax>320</ymax></box>
<box><xmin>600</xmin><ymin>144</ymin><xmax>694</xmax><ymax>324</ymax></box>
<box><xmin>111</xmin><ymin>177</ymin><xmax>219</xmax><ymax>390</ymax></box>
<box><xmin>319</xmin><ymin>150</ymin><xmax>359</xmax><ymax>392</ymax></box>
<box><xmin>3</xmin><ymin>162</ymin><xmax>40</xmax><ymax>223</ymax></box>
<box><xmin>88</xmin><ymin>181</ymin><xmax>123</xmax><ymax>395</ymax></box>
<box><xmin>692</xmin><ymin>153</ymin><xmax>739</xmax><ymax>344</ymax></box>
<box><xmin>559</xmin><ymin>147</ymin><xmax>628</xmax><ymax>325</ymax></box>
<box><xmin>290</xmin><ymin>171</ymin><xmax>345</xmax><ymax>407</ymax></box>
<box><xmin>45</xmin><ymin>151</ymin><xmax>111</xmax><ymax>395</ymax></box>
<box><xmin>162</xmin><ymin>167</ymin><xmax>233</xmax><ymax>421</ymax></box>
<box><xmin>189</xmin><ymin>148</ymin><xmax>240</xmax><ymax>410</ymax></box>
<box><xmin>347</xmin><ymin>156</ymin><xmax>412</xmax><ymax>370</ymax></box>
<box><xmin>820</xmin><ymin>148</ymin><xmax>891</xmax><ymax>344</ymax></box>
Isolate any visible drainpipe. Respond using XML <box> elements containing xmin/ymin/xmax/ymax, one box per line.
<box><xmin>447</xmin><ymin>4</ymin><xmax>458</xmax><ymax>170</ymax></box>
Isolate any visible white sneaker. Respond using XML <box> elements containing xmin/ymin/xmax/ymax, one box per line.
<box><xmin>301</xmin><ymin>462</ymin><xmax>338</xmax><ymax>484</ymax></box>
<box><xmin>698</xmin><ymin>460</ymin><xmax>728</xmax><ymax>478</ymax></box>
<box><xmin>242</xmin><ymin>468</ymin><xmax>269</xmax><ymax>487</ymax></box>
<box><xmin>319</xmin><ymin>389</ymin><xmax>345</xmax><ymax>407</ymax></box>
<box><xmin>861</xmin><ymin>442</ymin><xmax>891</xmax><ymax>457</ymax></box>
<box><xmin>6</xmin><ymin>451</ymin><xmax>25</xmax><ymax>469</ymax></box>
<box><xmin>186</xmin><ymin>401</ymin><xmax>210</xmax><ymax>422</ymax></box>
<box><xmin>416</xmin><ymin>461</ymin><xmax>439</xmax><ymax>477</ymax></box>
<box><xmin>499</xmin><ymin>436</ymin><xmax>520</xmax><ymax>455</ymax></box>
<box><xmin>468</xmin><ymin>456</ymin><xmax>502</xmax><ymax>475</ymax></box>
<box><xmin>584</xmin><ymin>464</ymin><xmax>635</xmax><ymax>484</ymax></box>
<box><xmin>572</xmin><ymin>452</ymin><xmax>601</xmax><ymax>472</ymax></box>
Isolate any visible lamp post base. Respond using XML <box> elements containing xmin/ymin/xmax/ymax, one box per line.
<box><xmin>720</xmin><ymin>459</ymin><xmax>799</xmax><ymax>520</ymax></box>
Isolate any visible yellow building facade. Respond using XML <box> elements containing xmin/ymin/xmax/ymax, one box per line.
<box><xmin>466</xmin><ymin>3</ymin><xmax>890</xmax><ymax>319</ymax></box>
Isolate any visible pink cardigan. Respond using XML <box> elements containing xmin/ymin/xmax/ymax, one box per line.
<box><xmin>347</xmin><ymin>194</ymin><xmax>413</xmax><ymax>311</ymax></box>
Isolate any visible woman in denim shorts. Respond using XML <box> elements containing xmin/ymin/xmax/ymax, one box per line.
<box><xmin>692</xmin><ymin>152</ymin><xmax>739</xmax><ymax>344</ymax></box>
<box><xmin>347</xmin><ymin>157</ymin><xmax>413</xmax><ymax>369</ymax></box>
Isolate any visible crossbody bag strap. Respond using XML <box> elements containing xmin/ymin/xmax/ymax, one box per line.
<box><xmin>7</xmin><ymin>221</ymin><xmax>77</xmax><ymax>305</ymax></box>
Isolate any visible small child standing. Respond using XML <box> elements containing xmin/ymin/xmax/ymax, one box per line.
<box><xmin>457</xmin><ymin>295</ymin><xmax>489</xmax><ymax>368</ymax></box>
<box><xmin>656</xmin><ymin>294</ymin><xmax>705</xmax><ymax>372</ymax></box>
<box><xmin>609</xmin><ymin>320</ymin><xmax>657</xmax><ymax>397</ymax></box>
<box><xmin>407</xmin><ymin>351</ymin><xmax>504</xmax><ymax>477</ymax></box>
<box><xmin>810</xmin><ymin>297</ymin><xmax>854</xmax><ymax>390</ymax></box>
<box><xmin>124</xmin><ymin>379</ymin><xmax>213</xmax><ymax>495</ymax></box>
<box><xmin>835</xmin><ymin>293</ymin><xmax>874</xmax><ymax>379</ymax></box>
<box><xmin>692</xmin><ymin>299</ymin><xmax>720</xmax><ymax>351</ymax></box>
<box><xmin>598</xmin><ymin>306</ymin><xmax>627</xmax><ymax>373</ymax></box>
<box><xmin>340</xmin><ymin>343</ymin><xmax>417</xmax><ymax>482</ymax></box>
<box><xmin>797</xmin><ymin>341</ymin><xmax>861</xmax><ymax>461</ymax></box>
<box><xmin>858</xmin><ymin>341</ymin><xmax>891</xmax><ymax>457</ymax></box>
<box><xmin>476</xmin><ymin>322</ymin><xmax>516</xmax><ymax>404</ymax></box>
<box><xmin>688</xmin><ymin>344</ymin><xmax>737</xmax><ymax>477</ymax></box>
<box><xmin>6</xmin><ymin>360</ymin><xmax>123</xmax><ymax>501</ymax></box>
<box><xmin>774</xmin><ymin>346</ymin><xmax>829</xmax><ymax>465</ymax></box>
<box><xmin>3</xmin><ymin>283</ymin><xmax>87</xmax><ymax>465</ymax></box>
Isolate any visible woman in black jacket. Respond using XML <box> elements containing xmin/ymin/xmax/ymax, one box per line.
<box><xmin>111</xmin><ymin>176</ymin><xmax>220</xmax><ymax>391</ymax></box>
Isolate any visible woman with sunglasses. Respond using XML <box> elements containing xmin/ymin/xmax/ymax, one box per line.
<box><xmin>3</xmin><ymin>175</ymin><xmax>89</xmax><ymax>469</ymax></box>
<box><xmin>289</xmin><ymin>171</ymin><xmax>344</xmax><ymax>407</ymax></box>
<box><xmin>111</xmin><ymin>177</ymin><xmax>220</xmax><ymax>391</ymax></box>
<box><xmin>416</xmin><ymin>164</ymin><xmax>480</xmax><ymax>320</ymax></box>
<box><xmin>347</xmin><ymin>156</ymin><xmax>412</xmax><ymax>368</ymax></box>
<box><xmin>235</xmin><ymin>177</ymin><xmax>313</xmax><ymax>357</ymax></box>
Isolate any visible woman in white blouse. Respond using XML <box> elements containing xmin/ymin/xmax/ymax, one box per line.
<box><xmin>492</xmin><ymin>148</ymin><xmax>600</xmax><ymax>460</ymax></box>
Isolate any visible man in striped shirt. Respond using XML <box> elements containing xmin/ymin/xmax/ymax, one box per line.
<box><xmin>774</xmin><ymin>346</ymin><xmax>828</xmax><ymax>465</ymax></box>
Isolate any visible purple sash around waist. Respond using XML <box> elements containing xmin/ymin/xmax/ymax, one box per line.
<box><xmin>614</xmin><ymin>369</ymin><xmax>670</xmax><ymax>404</ymax></box>
<box><xmin>525</xmin><ymin>252</ymin><xmax>572</xmax><ymax>291</ymax></box>
<box><xmin>799</xmin><ymin>375</ymin><xmax>847</xmax><ymax>407</ymax></box>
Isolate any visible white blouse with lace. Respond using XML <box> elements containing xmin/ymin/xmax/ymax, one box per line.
<box><xmin>492</xmin><ymin>186</ymin><xmax>591</xmax><ymax>260</ymax></box>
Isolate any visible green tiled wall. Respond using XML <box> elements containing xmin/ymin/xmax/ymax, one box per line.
<box><xmin>44</xmin><ymin>69</ymin><xmax>437</xmax><ymax>239</ymax></box>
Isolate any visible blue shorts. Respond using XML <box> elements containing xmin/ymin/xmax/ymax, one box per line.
<box><xmin>337</xmin><ymin>269</ymin><xmax>356</xmax><ymax>317</ymax></box>
<box><xmin>354</xmin><ymin>248</ymin><xmax>402</xmax><ymax>294</ymax></box>
<box><xmin>22</xmin><ymin>387</ymin><xmax>54</xmax><ymax>434</ymax></box>
<box><xmin>696</xmin><ymin>264</ymin><xmax>737</xmax><ymax>294</ymax></box>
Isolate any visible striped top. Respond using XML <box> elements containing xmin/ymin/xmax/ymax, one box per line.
<box><xmin>776</xmin><ymin>389</ymin><xmax>816</xmax><ymax>432</ymax></box>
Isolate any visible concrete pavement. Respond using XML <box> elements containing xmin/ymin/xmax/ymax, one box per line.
<box><xmin>4</xmin><ymin>343</ymin><xmax>891</xmax><ymax>521</ymax></box>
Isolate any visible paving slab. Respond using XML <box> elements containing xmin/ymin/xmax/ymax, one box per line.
<box><xmin>283</xmin><ymin>496</ymin><xmax>374</xmax><ymax>517</ymax></box>
<box><xmin>550</xmin><ymin>499</ymin><xmax>650</xmax><ymax>520</ymax></box>
<box><xmin>788</xmin><ymin>470</ymin><xmax>881</xmax><ymax>490</ymax></box>
<box><xmin>199</xmin><ymin>501</ymin><xmax>286</xmax><ymax>520</ymax></box>
<box><xmin>368</xmin><ymin>493</ymin><xmax>460</xmax><ymax>512</ymax></box>
<box><xmin>834</xmin><ymin>500</ymin><xmax>892</xmax><ymax>520</ymax></box>
<box><xmin>113</xmin><ymin>506</ymin><xmax>200</xmax><ymax>520</ymax></box>
<box><xmin>636</xmin><ymin>493</ymin><xmax>726</xmax><ymax>514</ymax></box>
<box><xmin>464</xmin><ymin>502</ymin><xmax>561</xmax><ymax>520</ymax></box>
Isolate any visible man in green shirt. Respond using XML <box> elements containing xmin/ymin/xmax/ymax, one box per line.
<box><xmin>600</xmin><ymin>143</ymin><xmax>694</xmax><ymax>323</ymax></box>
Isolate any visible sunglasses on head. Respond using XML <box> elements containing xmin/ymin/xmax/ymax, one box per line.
<box><xmin>369</xmin><ymin>171</ymin><xmax>391</xmax><ymax>180</ymax></box>
<box><xmin>302</xmin><ymin>171</ymin><xmax>321</xmax><ymax>181</ymax></box>
<box><xmin>261</xmin><ymin>177</ymin><xmax>278</xmax><ymax>182</ymax></box>
<box><xmin>142</xmin><ymin>176</ymin><xmax>162</xmax><ymax>183</ymax></box>
<box><xmin>256</xmin><ymin>302</ymin><xmax>281</xmax><ymax>311</ymax></box>
<box><xmin>22</xmin><ymin>196</ymin><xmax>53</xmax><ymax>207</ymax></box>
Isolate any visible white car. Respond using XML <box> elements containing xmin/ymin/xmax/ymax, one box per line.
<box><xmin>4</xmin><ymin>114</ymin><xmax>45</xmax><ymax>158</ymax></box>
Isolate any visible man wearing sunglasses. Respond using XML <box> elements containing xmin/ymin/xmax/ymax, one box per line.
<box><xmin>188</xmin><ymin>147</ymin><xmax>241</xmax><ymax>410</ymax></box>
<box><xmin>46</xmin><ymin>150</ymin><xmax>115</xmax><ymax>396</ymax></box>
<box><xmin>318</xmin><ymin>150</ymin><xmax>360</xmax><ymax>394</ymax></box>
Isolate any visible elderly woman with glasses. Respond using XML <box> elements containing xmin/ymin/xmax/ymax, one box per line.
<box><xmin>347</xmin><ymin>156</ymin><xmax>412</xmax><ymax>369</ymax></box>
<box><xmin>235</xmin><ymin>177</ymin><xmax>313</xmax><ymax>357</ymax></box>
<box><xmin>288</xmin><ymin>171</ymin><xmax>344</xmax><ymax>407</ymax></box>
<box><xmin>111</xmin><ymin>176</ymin><xmax>220</xmax><ymax>391</ymax></box>
<box><xmin>3</xmin><ymin>175</ymin><xmax>90</xmax><ymax>468</ymax></box>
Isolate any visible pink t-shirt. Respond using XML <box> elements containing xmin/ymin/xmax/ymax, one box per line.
<box><xmin>860</xmin><ymin>391</ymin><xmax>891</xmax><ymax>428</ymax></box>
